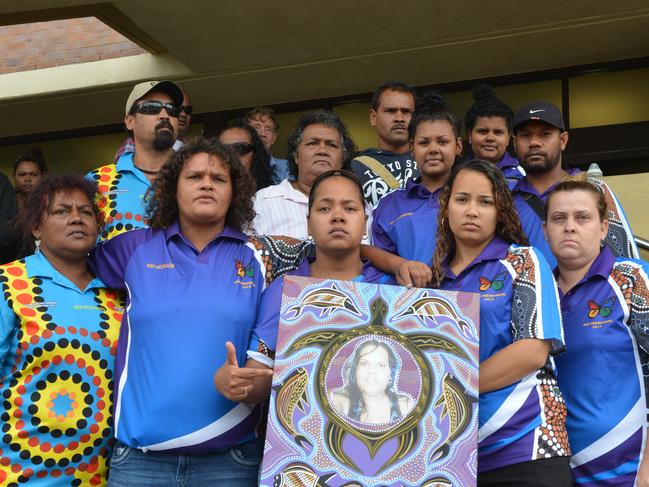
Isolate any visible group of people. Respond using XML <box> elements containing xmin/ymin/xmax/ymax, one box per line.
<box><xmin>0</xmin><ymin>77</ymin><xmax>646</xmax><ymax>487</ymax></box>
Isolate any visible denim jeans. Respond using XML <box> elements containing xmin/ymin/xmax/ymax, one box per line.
<box><xmin>106</xmin><ymin>437</ymin><xmax>264</xmax><ymax>487</ymax></box>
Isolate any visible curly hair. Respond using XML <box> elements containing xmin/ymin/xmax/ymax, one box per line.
<box><xmin>464</xmin><ymin>84</ymin><xmax>514</xmax><ymax>134</ymax></box>
<box><xmin>15</xmin><ymin>173</ymin><xmax>102</xmax><ymax>244</ymax></box>
<box><xmin>286</xmin><ymin>111</ymin><xmax>357</xmax><ymax>180</ymax></box>
<box><xmin>371</xmin><ymin>80</ymin><xmax>417</xmax><ymax>111</ymax></box>
<box><xmin>544</xmin><ymin>174</ymin><xmax>607</xmax><ymax>222</ymax></box>
<box><xmin>14</xmin><ymin>146</ymin><xmax>48</xmax><ymax>175</ymax></box>
<box><xmin>430</xmin><ymin>159</ymin><xmax>527</xmax><ymax>287</ymax></box>
<box><xmin>218</xmin><ymin>118</ymin><xmax>274</xmax><ymax>190</ymax></box>
<box><xmin>145</xmin><ymin>137</ymin><xmax>256</xmax><ymax>232</ymax></box>
<box><xmin>408</xmin><ymin>90</ymin><xmax>462</xmax><ymax>141</ymax></box>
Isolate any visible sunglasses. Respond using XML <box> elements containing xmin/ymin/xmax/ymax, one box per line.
<box><xmin>180</xmin><ymin>105</ymin><xmax>193</xmax><ymax>115</ymax></box>
<box><xmin>224</xmin><ymin>142</ymin><xmax>254</xmax><ymax>156</ymax></box>
<box><xmin>131</xmin><ymin>101</ymin><xmax>181</xmax><ymax>117</ymax></box>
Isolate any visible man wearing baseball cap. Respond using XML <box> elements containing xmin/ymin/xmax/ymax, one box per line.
<box><xmin>511</xmin><ymin>101</ymin><xmax>638</xmax><ymax>267</ymax></box>
<box><xmin>87</xmin><ymin>80</ymin><xmax>184</xmax><ymax>241</ymax></box>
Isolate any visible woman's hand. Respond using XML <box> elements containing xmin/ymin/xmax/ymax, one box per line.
<box><xmin>395</xmin><ymin>260</ymin><xmax>432</xmax><ymax>288</ymax></box>
<box><xmin>213</xmin><ymin>341</ymin><xmax>273</xmax><ymax>404</ymax></box>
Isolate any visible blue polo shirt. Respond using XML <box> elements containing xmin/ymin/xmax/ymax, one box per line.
<box><xmin>87</xmin><ymin>152</ymin><xmax>152</xmax><ymax>241</ymax></box>
<box><xmin>90</xmin><ymin>223</ymin><xmax>271</xmax><ymax>453</ymax></box>
<box><xmin>249</xmin><ymin>258</ymin><xmax>394</xmax><ymax>367</ymax></box>
<box><xmin>554</xmin><ymin>248</ymin><xmax>649</xmax><ymax>486</ymax></box>
<box><xmin>512</xmin><ymin>173</ymin><xmax>638</xmax><ymax>269</ymax></box>
<box><xmin>371</xmin><ymin>178</ymin><xmax>441</xmax><ymax>265</ymax></box>
<box><xmin>0</xmin><ymin>253</ymin><xmax>123</xmax><ymax>485</ymax></box>
<box><xmin>438</xmin><ymin>237</ymin><xmax>569</xmax><ymax>472</ymax></box>
<box><xmin>496</xmin><ymin>152</ymin><xmax>525</xmax><ymax>189</ymax></box>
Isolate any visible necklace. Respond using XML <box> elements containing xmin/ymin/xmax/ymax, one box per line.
<box><xmin>135</xmin><ymin>166</ymin><xmax>160</xmax><ymax>175</ymax></box>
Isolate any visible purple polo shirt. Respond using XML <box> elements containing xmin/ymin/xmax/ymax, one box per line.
<box><xmin>496</xmin><ymin>152</ymin><xmax>525</xmax><ymax>189</ymax></box>
<box><xmin>555</xmin><ymin>247</ymin><xmax>649</xmax><ymax>485</ymax></box>
<box><xmin>439</xmin><ymin>237</ymin><xmax>568</xmax><ymax>472</ymax></box>
<box><xmin>89</xmin><ymin>223</ymin><xmax>269</xmax><ymax>453</ymax></box>
<box><xmin>371</xmin><ymin>178</ymin><xmax>441</xmax><ymax>265</ymax></box>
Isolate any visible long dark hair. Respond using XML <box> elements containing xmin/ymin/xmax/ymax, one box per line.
<box><xmin>219</xmin><ymin>118</ymin><xmax>274</xmax><ymax>190</ymax></box>
<box><xmin>430</xmin><ymin>159</ymin><xmax>527</xmax><ymax>287</ymax></box>
<box><xmin>343</xmin><ymin>339</ymin><xmax>400</xmax><ymax>422</ymax></box>
<box><xmin>145</xmin><ymin>137</ymin><xmax>255</xmax><ymax>232</ymax></box>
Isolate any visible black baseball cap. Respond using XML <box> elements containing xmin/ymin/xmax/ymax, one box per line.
<box><xmin>513</xmin><ymin>101</ymin><xmax>565</xmax><ymax>131</ymax></box>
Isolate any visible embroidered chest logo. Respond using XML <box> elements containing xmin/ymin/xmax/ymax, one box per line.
<box><xmin>479</xmin><ymin>272</ymin><xmax>506</xmax><ymax>292</ymax></box>
<box><xmin>587</xmin><ymin>297</ymin><xmax>614</xmax><ymax>319</ymax></box>
<box><xmin>235</xmin><ymin>260</ymin><xmax>254</xmax><ymax>278</ymax></box>
<box><xmin>146</xmin><ymin>263</ymin><xmax>175</xmax><ymax>270</ymax></box>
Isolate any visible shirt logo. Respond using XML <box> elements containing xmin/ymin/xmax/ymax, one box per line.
<box><xmin>587</xmin><ymin>297</ymin><xmax>614</xmax><ymax>319</ymax></box>
<box><xmin>479</xmin><ymin>272</ymin><xmax>506</xmax><ymax>291</ymax></box>
<box><xmin>235</xmin><ymin>260</ymin><xmax>254</xmax><ymax>278</ymax></box>
<box><xmin>529</xmin><ymin>109</ymin><xmax>546</xmax><ymax>114</ymax></box>
<box><xmin>146</xmin><ymin>263</ymin><xmax>175</xmax><ymax>270</ymax></box>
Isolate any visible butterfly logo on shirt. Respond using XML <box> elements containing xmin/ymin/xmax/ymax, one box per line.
<box><xmin>235</xmin><ymin>260</ymin><xmax>254</xmax><ymax>278</ymax></box>
<box><xmin>479</xmin><ymin>272</ymin><xmax>506</xmax><ymax>292</ymax></box>
<box><xmin>587</xmin><ymin>297</ymin><xmax>615</xmax><ymax>319</ymax></box>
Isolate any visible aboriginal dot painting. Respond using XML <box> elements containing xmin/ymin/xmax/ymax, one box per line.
<box><xmin>88</xmin><ymin>163</ymin><xmax>148</xmax><ymax>241</ymax></box>
<box><xmin>0</xmin><ymin>260</ymin><xmax>124</xmax><ymax>486</ymax></box>
<box><xmin>261</xmin><ymin>277</ymin><xmax>480</xmax><ymax>487</ymax></box>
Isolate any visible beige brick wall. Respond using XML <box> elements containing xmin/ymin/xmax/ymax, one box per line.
<box><xmin>0</xmin><ymin>17</ymin><xmax>145</xmax><ymax>74</ymax></box>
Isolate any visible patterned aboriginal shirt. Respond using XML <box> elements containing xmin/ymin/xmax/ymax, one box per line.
<box><xmin>555</xmin><ymin>248</ymin><xmax>649</xmax><ymax>486</ymax></box>
<box><xmin>0</xmin><ymin>253</ymin><xmax>124</xmax><ymax>486</ymax></box>
<box><xmin>86</xmin><ymin>152</ymin><xmax>151</xmax><ymax>242</ymax></box>
<box><xmin>439</xmin><ymin>237</ymin><xmax>570</xmax><ymax>473</ymax></box>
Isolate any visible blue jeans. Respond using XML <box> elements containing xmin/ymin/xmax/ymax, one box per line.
<box><xmin>106</xmin><ymin>437</ymin><xmax>264</xmax><ymax>487</ymax></box>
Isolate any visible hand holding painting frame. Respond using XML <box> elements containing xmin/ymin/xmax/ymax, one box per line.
<box><xmin>261</xmin><ymin>276</ymin><xmax>479</xmax><ymax>487</ymax></box>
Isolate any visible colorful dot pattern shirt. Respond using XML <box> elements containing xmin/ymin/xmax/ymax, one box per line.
<box><xmin>0</xmin><ymin>253</ymin><xmax>124</xmax><ymax>486</ymax></box>
<box><xmin>87</xmin><ymin>152</ymin><xmax>151</xmax><ymax>242</ymax></box>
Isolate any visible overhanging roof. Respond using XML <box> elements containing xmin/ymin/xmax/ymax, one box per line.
<box><xmin>1</xmin><ymin>0</ymin><xmax>649</xmax><ymax>138</ymax></box>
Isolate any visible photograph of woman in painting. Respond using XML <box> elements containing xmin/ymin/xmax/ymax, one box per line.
<box><xmin>331</xmin><ymin>338</ymin><xmax>414</xmax><ymax>424</ymax></box>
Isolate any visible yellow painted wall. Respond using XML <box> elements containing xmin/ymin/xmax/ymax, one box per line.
<box><xmin>334</xmin><ymin>102</ymin><xmax>375</xmax><ymax>151</ymax></box>
<box><xmin>570</xmin><ymin>68</ymin><xmax>649</xmax><ymax>128</ymax></box>
<box><xmin>602</xmin><ymin>172</ymin><xmax>649</xmax><ymax>261</ymax></box>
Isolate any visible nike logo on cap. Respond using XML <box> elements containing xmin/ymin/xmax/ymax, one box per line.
<box><xmin>530</xmin><ymin>109</ymin><xmax>546</xmax><ymax>114</ymax></box>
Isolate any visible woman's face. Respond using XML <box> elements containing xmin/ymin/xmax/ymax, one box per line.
<box><xmin>307</xmin><ymin>176</ymin><xmax>366</xmax><ymax>253</ymax></box>
<box><xmin>468</xmin><ymin>116</ymin><xmax>510</xmax><ymax>164</ymax></box>
<box><xmin>176</xmin><ymin>153</ymin><xmax>233</xmax><ymax>232</ymax></box>
<box><xmin>355</xmin><ymin>344</ymin><xmax>391</xmax><ymax>397</ymax></box>
<box><xmin>33</xmin><ymin>189</ymin><xmax>99</xmax><ymax>260</ymax></box>
<box><xmin>411</xmin><ymin>120</ymin><xmax>461</xmax><ymax>187</ymax></box>
<box><xmin>544</xmin><ymin>189</ymin><xmax>607</xmax><ymax>268</ymax></box>
<box><xmin>447</xmin><ymin>169</ymin><xmax>498</xmax><ymax>249</ymax></box>
<box><xmin>15</xmin><ymin>160</ymin><xmax>43</xmax><ymax>196</ymax></box>
<box><xmin>218</xmin><ymin>128</ymin><xmax>254</xmax><ymax>171</ymax></box>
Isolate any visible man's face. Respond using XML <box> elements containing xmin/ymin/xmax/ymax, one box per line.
<box><xmin>178</xmin><ymin>93</ymin><xmax>192</xmax><ymax>136</ymax></box>
<box><xmin>513</xmin><ymin>121</ymin><xmax>568</xmax><ymax>175</ymax></box>
<box><xmin>295</xmin><ymin>124</ymin><xmax>344</xmax><ymax>187</ymax></box>
<box><xmin>124</xmin><ymin>90</ymin><xmax>179</xmax><ymax>152</ymax></box>
<box><xmin>370</xmin><ymin>90</ymin><xmax>415</xmax><ymax>151</ymax></box>
<box><xmin>248</xmin><ymin>115</ymin><xmax>278</xmax><ymax>151</ymax></box>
